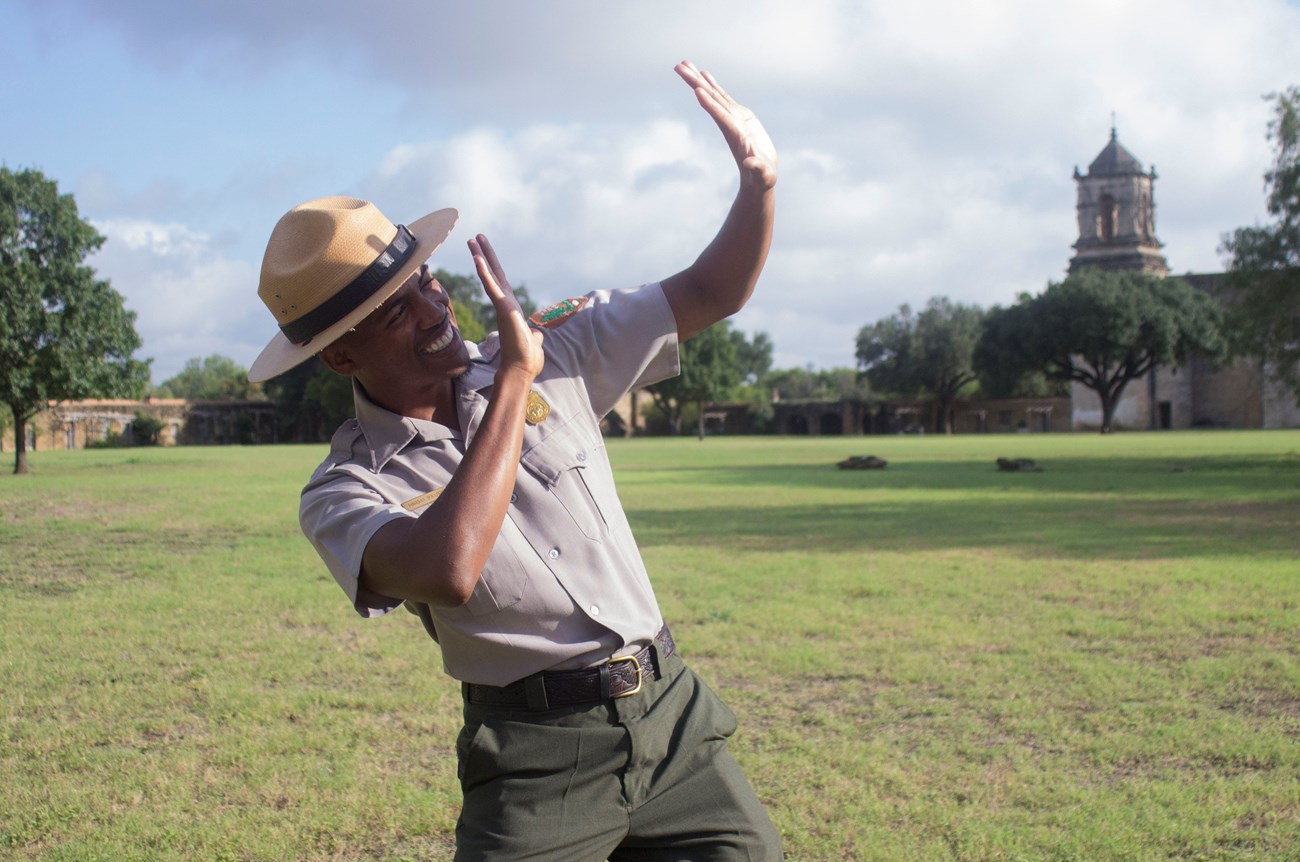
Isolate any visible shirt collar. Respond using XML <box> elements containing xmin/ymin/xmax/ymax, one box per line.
<box><xmin>350</xmin><ymin>337</ymin><xmax>499</xmax><ymax>473</ymax></box>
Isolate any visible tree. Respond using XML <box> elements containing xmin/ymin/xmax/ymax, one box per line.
<box><xmin>645</xmin><ymin>321</ymin><xmax>742</xmax><ymax>438</ymax></box>
<box><xmin>0</xmin><ymin>168</ymin><xmax>149</xmax><ymax>473</ymax></box>
<box><xmin>131</xmin><ymin>411</ymin><xmax>165</xmax><ymax>446</ymax></box>
<box><xmin>974</xmin><ymin>301</ymin><xmax>1071</xmax><ymax>399</ymax></box>
<box><xmin>730</xmin><ymin>329</ymin><xmax>773</xmax><ymax>386</ymax></box>
<box><xmin>263</xmin><ymin>357</ymin><xmax>353</xmax><ymax>443</ymax></box>
<box><xmin>1220</xmin><ymin>86</ymin><xmax>1300</xmax><ymax>398</ymax></box>
<box><xmin>855</xmin><ymin>296</ymin><xmax>985</xmax><ymax>433</ymax></box>
<box><xmin>764</xmin><ymin>366</ymin><xmax>870</xmax><ymax>402</ymax></box>
<box><xmin>156</xmin><ymin>354</ymin><xmax>261</xmax><ymax>400</ymax></box>
<box><xmin>974</xmin><ymin>269</ymin><xmax>1225</xmax><ymax>433</ymax></box>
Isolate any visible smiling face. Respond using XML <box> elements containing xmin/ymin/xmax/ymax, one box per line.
<box><xmin>319</xmin><ymin>264</ymin><xmax>473</xmax><ymax>421</ymax></box>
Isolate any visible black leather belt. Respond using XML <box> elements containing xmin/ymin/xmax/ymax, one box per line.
<box><xmin>464</xmin><ymin>625</ymin><xmax>677</xmax><ymax>711</ymax></box>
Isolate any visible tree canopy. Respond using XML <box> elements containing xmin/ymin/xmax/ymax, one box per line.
<box><xmin>731</xmin><ymin>329</ymin><xmax>773</xmax><ymax>387</ymax></box>
<box><xmin>644</xmin><ymin>321</ymin><xmax>770</xmax><ymax>438</ymax></box>
<box><xmin>855</xmin><ymin>296</ymin><xmax>985</xmax><ymax>433</ymax></box>
<box><xmin>975</xmin><ymin>269</ymin><xmax>1225</xmax><ymax>433</ymax></box>
<box><xmin>0</xmin><ymin>167</ymin><xmax>149</xmax><ymax>473</ymax></box>
<box><xmin>155</xmin><ymin>354</ymin><xmax>260</xmax><ymax>400</ymax></box>
<box><xmin>765</xmin><ymin>366</ymin><xmax>870</xmax><ymax>403</ymax></box>
<box><xmin>1220</xmin><ymin>86</ymin><xmax>1300</xmax><ymax>398</ymax></box>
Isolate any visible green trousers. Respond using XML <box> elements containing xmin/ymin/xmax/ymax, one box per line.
<box><xmin>454</xmin><ymin>650</ymin><xmax>782</xmax><ymax>861</ymax></box>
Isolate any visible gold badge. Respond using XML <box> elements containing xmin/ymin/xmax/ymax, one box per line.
<box><xmin>401</xmin><ymin>487</ymin><xmax>444</xmax><ymax>511</ymax></box>
<box><xmin>525</xmin><ymin>390</ymin><xmax>551</xmax><ymax>425</ymax></box>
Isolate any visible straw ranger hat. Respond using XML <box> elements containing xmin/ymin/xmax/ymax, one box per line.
<box><xmin>249</xmin><ymin>196</ymin><xmax>458</xmax><ymax>382</ymax></box>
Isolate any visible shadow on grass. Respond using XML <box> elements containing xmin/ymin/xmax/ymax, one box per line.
<box><xmin>633</xmin><ymin>454</ymin><xmax>1297</xmax><ymax>498</ymax></box>
<box><xmin>625</xmin><ymin>455</ymin><xmax>1300</xmax><ymax>560</ymax></box>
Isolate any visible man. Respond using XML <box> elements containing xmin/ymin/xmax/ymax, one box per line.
<box><xmin>249</xmin><ymin>61</ymin><xmax>780</xmax><ymax>860</ymax></box>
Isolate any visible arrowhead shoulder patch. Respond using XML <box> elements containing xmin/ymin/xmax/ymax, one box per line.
<box><xmin>529</xmin><ymin>296</ymin><xmax>590</xmax><ymax>329</ymax></box>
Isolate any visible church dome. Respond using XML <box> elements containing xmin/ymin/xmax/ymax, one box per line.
<box><xmin>1087</xmin><ymin>129</ymin><xmax>1146</xmax><ymax>176</ymax></box>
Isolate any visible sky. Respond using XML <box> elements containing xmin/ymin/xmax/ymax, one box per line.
<box><xmin>5</xmin><ymin>0</ymin><xmax>1299</xmax><ymax>384</ymax></box>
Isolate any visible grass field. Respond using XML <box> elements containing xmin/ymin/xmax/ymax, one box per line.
<box><xmin>1</xmin><ymin>431</ymin><xmax>1298</xmax><ymax>861</ymax></box>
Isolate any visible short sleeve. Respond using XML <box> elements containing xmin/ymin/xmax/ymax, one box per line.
<box><xmin>541</xmin><ymin>283</ymin><xmax>680</xmax><ymax>418</ymax></box>
<box><xmin>299</xmin><ymin>469</ymin><xmax>411</xmax><ymax>618</ymax></box>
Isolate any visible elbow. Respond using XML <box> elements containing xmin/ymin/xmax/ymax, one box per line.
<box><xmin>372</xmin><ymin>556</ymin><xmax>480</xmax><ymax>609</ymax></box>
<box><xmin>437</xmin><ymin>569</ymin><xmax>481</xmax><ymax>609</ymax></box>
<box><xmin>417</xmin><ymin>555</ymin><xmax>483</xmax><ymax>609</ymax></box>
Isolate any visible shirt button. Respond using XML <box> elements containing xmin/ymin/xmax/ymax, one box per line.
<box><xmin>510</xmin><ymin>493</ymin><xmax>517</xmax><ymax>504</ymax></box>
<box><xmin>548</xmin><ymin>548</ymin><xmax>560</xmax><ymax>560</ymax></box>
<box><xmin>589</xmin><ymin>605</ymin><xmax>600</xmax><ymax>616</ymax></box>
<box><xmin>577</xmin><ymin>452</ymin><xmax>587</xmax><ymax>462</ymax></box>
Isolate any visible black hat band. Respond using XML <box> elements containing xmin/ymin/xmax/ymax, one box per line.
<box><xmin>279</xmin><ymin>224</ymin><xmax>416</xmax><ymax>345</ymax></box>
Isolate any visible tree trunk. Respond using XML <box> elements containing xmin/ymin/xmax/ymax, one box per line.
<box><xmin>937</xmin><ymin>397</ymin><xmax>955</xmax><ymax>434</ymax></box>
<box><xmin>13</xmin><ymin>415</ymin><xmax>29</xmax><ymax>474</ymax></box>
<box><xmin>697</xmin><ymin>402</ymin><xmax>705</xmax><ymax>441</ymax></box>
<box><xmin>1098</xmin><ymin>390</ymin><xmax>1115</xmax><ymax>434</ymax></box>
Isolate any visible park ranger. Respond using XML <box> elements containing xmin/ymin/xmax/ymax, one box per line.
<box><xmin>248</xmin><ymin>61</ymin><xmax>780</xmax><ymax>860</ymax></box>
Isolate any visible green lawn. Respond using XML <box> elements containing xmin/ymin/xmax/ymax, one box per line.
<box><xmin>2</xmin><ymin>431</ymin><xmax>1298</xmax><ymax>861</ymax></box>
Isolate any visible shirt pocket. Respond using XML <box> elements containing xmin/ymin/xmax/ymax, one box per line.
<box><xmin>438</xmin><ymin>521</ymin><xmax>531</xmax><ymax>619</ymax></box>
<box><xmin>519</xmin><ymin>413</ymin><xmax>608</xmax><ymax>542</ymax></box>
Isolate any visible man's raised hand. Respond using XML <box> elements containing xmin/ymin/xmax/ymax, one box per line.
<box><xmin>468</xmin><ymin>235</ymin><xmax>544</xmax><ymax>381</ymax></box>
<box><xmin>675</xmin><ymin>61</ymin><xmax>777</xmax><ymax>193</ymax></box>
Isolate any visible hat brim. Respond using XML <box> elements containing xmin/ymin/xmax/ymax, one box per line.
<box><xmin>248</xmin><ymin>207</ymin><xmax>459</xmax><ymax>383</ymax></box>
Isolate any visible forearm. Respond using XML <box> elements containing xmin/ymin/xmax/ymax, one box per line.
<box><xmin>662</xmin><ymin>183</ymin><xmax>774</xmax><ymax>341</ymax></box>
<box><xmin>361</xmin><ymin>369</ymin><xmax>533</xmax><ymax>606</ymax></box>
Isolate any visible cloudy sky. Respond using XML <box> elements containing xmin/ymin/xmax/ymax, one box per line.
<box><xmin>5</xmin><ymin>0</ymin><xmax>1299</xmax><ymax>383</ymax></box>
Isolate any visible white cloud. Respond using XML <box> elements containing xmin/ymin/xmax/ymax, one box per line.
<box><xmin>18</xmin><ymin>0</ymin><xmax>1300</xmax><ymax>374</ymax></box>
<box><xmin>363</xmin><ymin>119</ymin><xmax>735</xmax><ymax>292</ymax></box>
<box><xmin>89</xmin><ymin>219</ymin><xmax>263</xmax><ymax>383</ymax></box>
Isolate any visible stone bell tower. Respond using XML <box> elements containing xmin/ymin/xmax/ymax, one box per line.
<box><xmin>1068</xmin><ymin>126</ymin><xmax>1168</xmax><ymax>276</ymax></box>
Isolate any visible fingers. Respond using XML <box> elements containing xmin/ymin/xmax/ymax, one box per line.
<box><xmin>467</xmin><ymin>238</ymin><xmax>500</xmax><ymax>299</ymax></box>
<box><xmin>475</xmin><ymin>234</ymin><xmax>509</xmax><ymax>285</ymax></box>
<box><xmin>676</xmin><ymin>60</ymin><xmax>733</xmax><ymax>107</ymax></box>
<box><xmin>675</xmin><ymin>60</ymin><xmax>777</xmax><ymax>188</ymax></box>
<box><xmin>468</xmin><ymin>235</ymin><xmax>515</xmax><ymax>306</ymax></box>
<box><xmin>676</xmin><ymin>60</ymin><xmax>746</xmax><ymax>145</ymax></box>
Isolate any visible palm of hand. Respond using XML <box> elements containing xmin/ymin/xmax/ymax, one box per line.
<box><xmin>469</xmin><ymin>235</ymin><xmax>544</xmax><ymax>379</ymax></box>
<box><xmin>675</xmin><ymin>61</ymin><xmax>778</xmax><ymax>192</ymax></box>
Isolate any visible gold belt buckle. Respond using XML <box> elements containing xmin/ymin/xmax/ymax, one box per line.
<box><xmin>607</xmin><ymin>654</ymin><xmax>643</xmax><ymax>698</ymax></box>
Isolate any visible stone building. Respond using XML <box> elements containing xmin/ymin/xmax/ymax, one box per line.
<box><xmin>1065</xmin><ymin>130</ymin><xmax>1299</xmax><ymax>430</ymax></box>
<box><xmin>769</xmin><ymin>396</ymin><xmax>1070</xmax><ymax>436</ymax></box>
<box><xmin>2</xmin><ymin>398</ymin><xmax>278</xmax><ymax>452</ymax></box>
<box><xmin>1069</xmin><ymin>128</ymin><xmax>1169</xmax><ymax>277</ymax></box>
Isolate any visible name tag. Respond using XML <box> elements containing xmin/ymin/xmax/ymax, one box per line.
<box><xmin>401</xmin><ymin>487</ymin><xmax>444</xmax><ymax>511</ymax></box>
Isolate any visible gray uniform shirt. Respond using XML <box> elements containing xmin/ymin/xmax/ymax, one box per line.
<box><xmin>299</xmin><ymin>283</ymin><xmax>680</xmax><ymax>686</ymax></box>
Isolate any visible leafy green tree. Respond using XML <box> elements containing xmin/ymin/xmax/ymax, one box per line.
<box><xmin>855</xmin><ymin>296</ymin><xmax>985</xmax><ymax>433</ymax></box>
<box><xmin>130</xmin><ymin>411</ymin><xmax>165</xmax><ymax>446</ymax></box>
<box><xmin>0</xmin><ymin>168</ymin><xmax>149</xmax><ymax>473</ymax></box>
<box><xmin>974</xmin><ymin>305</ymin><xmax>1070</xmax><ymax>399</ymax></box>
<box><xmin>1220</xmin><ymin>86</ymin><xmax>1300</xmax><ymax>398</ymax></box>
<box><xmin>645</xmin><ymin>321</ymin><xmax>741</xmax><ymax>438</ymax></box>
<box><xmin>156</xmin><ymin>354</ymin><xmax>261</xmax><ymax>400</ymax></box>
<box><xmin>263</xmin><ymin>358</ymin><xmax>353</xmax><ymax>443</ymax></box>
<box><xmin>764</xmin><ymin>366</ymin><xmax>870</xmax><ymax>402</ymax></box>
<box><xmin>974</xmin><ymin>269</ymin><xmax>1225</xmax><ymax>433</ymax></box>
<box><xmin>730</xmin><ymin>329</ymin><xmax>772</xmax><ymax>385</ymax></box>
